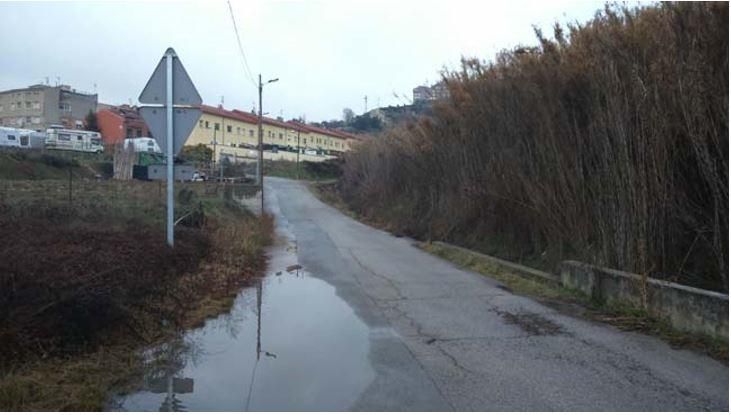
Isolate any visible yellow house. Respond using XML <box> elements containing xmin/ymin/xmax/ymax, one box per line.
<box><xmin>185</xmin><ymin>105</ymin><xmax>357</xmax><ymax>161</ymax></box>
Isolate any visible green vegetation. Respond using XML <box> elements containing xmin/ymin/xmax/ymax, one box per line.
<box><xmin>180</xmin><ymin>143</ymin><xmax>213</xmax><ymax>166</ymax></box>
<box><xmin>421</xmin><ymin>242</ymin><xmax>728</xmax><ymax>362</ymax></box>
<box><xmin>339</xmin><ymin>3</ymin><xmax>728</xmax><ymax>293</ymax></box>
<box><xmin>0</xmin><ymin>179</ymin><xmax>272</xmax><ymax>410</ymax></box>
<box><xmin>84</xmin><ymin>110</ymin><xmax>99</xmax><ymax>132</ymax></box>
<box><xmin>264</xmin><ymin>158</ymin><xmax>343</xmax><ymax>181</ymax></box>
<box><xmin>0</xmin><ymin>149</ymin><xmax>112</xmax><ymax>180</ymax></box>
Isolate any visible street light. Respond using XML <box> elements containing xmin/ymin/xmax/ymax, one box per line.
<box><xmin>257</xmin><ymin>74</ymin><xmax>278</xmax><ymax>214</ymax></box>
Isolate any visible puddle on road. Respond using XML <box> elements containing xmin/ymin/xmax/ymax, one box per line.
<box><xmin>112</xmin><ymin>228</ymin><xmax>375</xmax><ymax>411</ymax></box>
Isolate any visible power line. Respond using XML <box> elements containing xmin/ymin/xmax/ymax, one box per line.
<box><xmin>227</xmin><ymin>0</ymin><xmax>257</xmax><ymax>88</ymax></box>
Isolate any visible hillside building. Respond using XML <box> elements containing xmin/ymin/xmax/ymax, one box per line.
<box><xmin>412</xmin><ymin>81</ymin><xmax>450</xmax><ymax>104</ymax></box>
<box><xmin>0</xmin><ymin>84</ymin><xmax>97</xmax><ymax>130</ymax></box>
<box><xmin>185</xmin><ymin>105</ymin><xmax>359</xmax><ymax>161</ymax></box>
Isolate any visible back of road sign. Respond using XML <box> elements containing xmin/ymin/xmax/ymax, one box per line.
<box><xmin>139</xmin><ymin>106</ymin><xmax>201</xmax><ymax>156</ymax></box>
<box><xmin>139</xmin><ymin>48</ymin><xmax>202</xmax><ymax>106</ymax></box>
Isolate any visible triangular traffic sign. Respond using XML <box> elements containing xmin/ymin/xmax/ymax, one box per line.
<box><xmin>139</xmin><ymin>48</ymin><xmax>202</xmax><ymax>106</ymax></box>
<box><xmin>140</xmin><ymin>107</ymin><xmax>201</xmax><ymax>155</ymax></box>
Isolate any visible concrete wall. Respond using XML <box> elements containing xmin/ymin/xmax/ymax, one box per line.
<box><xmin>560</xmin><ymin>261</ymin><xmax>729</xmax><ymax>338</ymax></box>
<box><xmin>429</xmin><ymin>241</ymin><xmax>728</xmax><ymax>339</ymax></box>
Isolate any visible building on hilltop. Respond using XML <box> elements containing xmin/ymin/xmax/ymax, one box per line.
<box><xmin>0</xmin><ymin>84</ymin><xmax>97</xmax><ymax>131</ymax></box>
<box><xmin>412</xmin><ymin>81</ymin><xmax>450</xmax><ymax>104</ymax></box>
<box><xmin>97</xmin><ymin>105</ymin><xmax>150</xmax><ymax>145</ymax></box>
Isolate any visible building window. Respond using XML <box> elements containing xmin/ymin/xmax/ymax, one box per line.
<box><xmin>10</xmin><ymin>103</ymin><xmax>15</xmax><ymax>110</ymax></box>
<box><xmin>227</xmin><ymin>125</ymin><xmax>232</xmax><ymax>133</ymax></box>
<box><xmin>25</xmin><ymin>102</ymin><xmax>32</xmax><ymax>109</ymax></box>
<box><xmin>214</xmin><ymin>123</ymin><xmax>220</xmax><ymax>131</ymax></box>
<box><xmin>32</xmin><ymin>102</ymin><xmax>40</xmax><ymax>109</ymax></box>
<box><xmin>205</xmin><ymin>121</ymin><xmax>210</xmax><ymax>128</ymax></box>
<box><xmin>249</xmin><ymin>130</ymin><xmax>254</xmax><ymax>137</ymax></box>
<box><xmin>136</xmin><ymin>129</ymin><xmax>142</xmax><ymax>136</ymax></box>
<box><xmin>127</xmin><ymin>128</ymin><xmax>133</xmax><ymax>137</ymax></box>
<box><xmin>279</xmin><ymin>133</ymin><xmax>283</xmax><ymax>139</ymax></box>
<box><xmin>199</xmin><ymin>120</ymin><xmax>204</xmax><ymax>128</ymax></box>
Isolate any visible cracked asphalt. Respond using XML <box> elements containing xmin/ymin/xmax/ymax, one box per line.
<box><xmin>265</xmin><ymin>177</ymin><xmax>728</xmax><ymax>411</ymax></box>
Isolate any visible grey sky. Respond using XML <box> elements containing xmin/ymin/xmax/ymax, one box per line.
<box><xmin>0</xmin><ymin>0</ymin><xmax>608</xmax><ymax>122</ymax></box>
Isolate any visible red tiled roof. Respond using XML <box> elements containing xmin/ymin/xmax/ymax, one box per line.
<box><xmin>200</xmin><ymin>104</ymin><xmax>362</xmax><ymax>140</ymax></box>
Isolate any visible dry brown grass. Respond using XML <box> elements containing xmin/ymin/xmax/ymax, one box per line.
<box><xmin>0</xmin><ymin>180</ymin><xmax>273</xmax><ymax>410</ymax></box>
<box><xmin>339</xmin><ymin>2</ymin><xmax>728</xmax><ymax>292</ymax></box>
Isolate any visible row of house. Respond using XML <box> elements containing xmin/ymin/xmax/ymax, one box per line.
<box><xmin>0</xmin><ymin>84</ymin><xmax>361</xmax><ymax>157</ymax></box>
<box><xmin>185</xmin><ymin>105</ymin><xmax>359</xmax><ymax>158</ymax></box>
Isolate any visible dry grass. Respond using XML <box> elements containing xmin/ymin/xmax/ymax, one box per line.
<box><xmin>339</xmin><ymin>2</ymin><xmax>728</xmax><ymax>293</ymax></box>
<box><xmin>0</xmin><ymin>180</ymin><xmax>272</xmax><ymax>411</ymax></box>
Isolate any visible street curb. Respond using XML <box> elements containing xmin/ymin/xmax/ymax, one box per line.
<box><xmin>431</xmin><ymin>241</ymin><xmax>561</xmax><ymax>285</ymax></box>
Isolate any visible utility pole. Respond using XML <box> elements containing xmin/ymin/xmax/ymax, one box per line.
<box><xmin>364</xmin><ymin>95</ymin><xmax>368</xmax><ymax>113</ymax></box>
<box><xmin>257</xmin><ymin>74</ymin><xmax>279</xmax><ymax>214</ymax></box>
<box><xmin>296</xmin><ymin>128</ymin><xmax>301</xmax><ymax>180</ymax></box>
<box><xmin>211</xmin><ymin>127</ymin><xmax>217</xmax><ymax>177</ymax></box>
<box><xmin>257</xmin><ymin>74</ymin><xmax>263</xmax><ymax>213</ymax></box>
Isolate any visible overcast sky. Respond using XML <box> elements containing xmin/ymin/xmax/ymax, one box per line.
<box><xmin>0</xmin><ymin>0</ymin><xmax>609</xmax><ymax>122</ymax></box>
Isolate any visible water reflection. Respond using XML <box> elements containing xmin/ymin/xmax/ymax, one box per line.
<box><xmin>112</xmin><ymin>232</ymin><xmax>375</xmax><ymax>411</ymax></box>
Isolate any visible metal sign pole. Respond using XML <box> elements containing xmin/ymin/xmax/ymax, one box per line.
<box><xmin>166</xmin><ymin>51</ymin><xmax>174</xmax><ymax>247</ymax></box>
<box><xmin>139</xmin><ymin>47</ymin><xmax>202</xmax><ymax>248</ymax></box>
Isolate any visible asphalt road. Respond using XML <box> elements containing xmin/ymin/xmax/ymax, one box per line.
<box><xmin>265</xmin><ymin>177</ymin><xmax>728</xmax><ymax>411</ymax></box>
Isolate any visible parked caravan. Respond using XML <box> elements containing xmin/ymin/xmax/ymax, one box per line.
<box><xmin>0</xmin><ymin>127</ymin><xmax>45</xmax><ymax>149</ymax></box>
<box><xmin>123</xmin><ymin>137</ymin><xmax>161</xmax><ymax>153</ymax></box>
<box><xmin>45</xmin><ymin>127</ymin><xmax>103</xmax><ymax>153</ymax></box>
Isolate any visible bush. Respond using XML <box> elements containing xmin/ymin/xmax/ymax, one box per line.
<box><xmin>339</xmin><ymin>2</ymin><xmax>728</xmax><ymax>292</ymax></box>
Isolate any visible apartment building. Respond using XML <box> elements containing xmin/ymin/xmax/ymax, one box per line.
<box><xmin>185</xmin><ymin>105</ymin><xmax>358</xmax><ymax>161</ymax></box>
<box><xmin>412</xmin><ymin>81</ymin><xmax>450</xmax><ymax>104</ymax></box>
<box><xmin>0</xmin><ymin>84</ymin><xmax>98</xmax><ymax>130</ymax></box>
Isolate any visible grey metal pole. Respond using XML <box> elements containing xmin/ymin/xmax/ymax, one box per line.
<box><xmin>258</xmin><ymin>74</ymin><xmax>264</xmax><ymax>213</ymax></box>
<box><xmin>259</xmin><ymin>74</ymin><xmax>264</xmax><ymax>215</ymax></box>
<box><xmin>166</xmin><ymin>50</ymin><xmax>174</xmax><ymax>247</ymax></box>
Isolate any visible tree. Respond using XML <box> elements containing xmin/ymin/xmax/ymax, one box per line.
<box><xmin>351</xmin><ymin>113</ymin><xmax>383</xmax><ymax>132</ymax></box>
<box><xmin>85</xmin><ymin>110</ymin><xmax>99</xmax><ymax>132</ymax></box>
<box><xmin>342</xmin><ymin>107</ymin><xmax>355</xmax><ymax>124</ymax></box>
<box><xmin>180</xmin><ymin>144</ymin><xmax>213</xmax><ymax>165</ymax></box>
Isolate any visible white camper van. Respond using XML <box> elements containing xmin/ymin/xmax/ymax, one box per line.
<box><xmin>0</xmin><ymin>126</ymin><xmax>45</xmax><ymax>149</ymax></box>
<box><xmin>45</xmin><ymin>127</ymin><xmax>103</xmax><ymax>153</ymax></box>
<box><xmin>123</xmin><ymin>137</ymin><xmax>161</xmax><ymax>153</ymax></box>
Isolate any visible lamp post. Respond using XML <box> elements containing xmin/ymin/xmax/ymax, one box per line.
<box><xmin>257</xmin><ymin>74</ymin><xmax>278</xmax><ymax>214</ymax></box>
<box><xmin>296</xmin><ymin>128</ymin><xmax>301</xmax><ymax>180</ymax></box>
